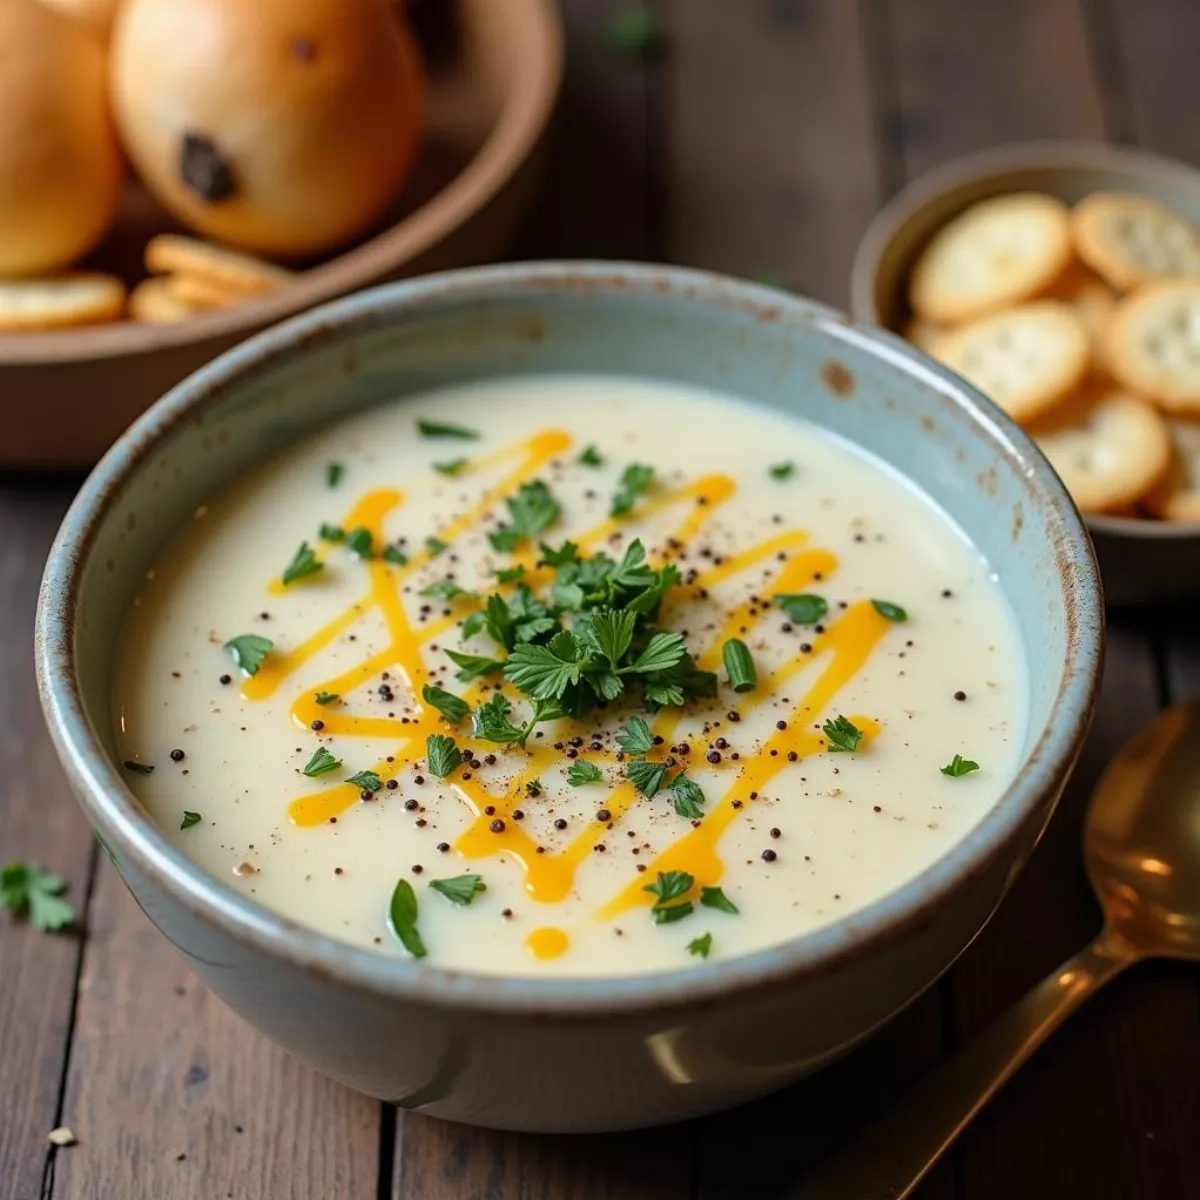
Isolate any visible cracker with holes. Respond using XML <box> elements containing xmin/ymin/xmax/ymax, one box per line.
<box><xmin>1145</xmin><ymin>417</ymin><xmax>1200</xmax><ymax>521</ymax></box>
<box><xmin>931</xmin><ymin>301</ymin><xmax>1090</xmax><ymax>423</ymax></box>
<box><xmin>1028</xmin><ymin>386</ymin><xmax>1170</xmax><ymax>514</ymax></box>
<box><xmin>166</xmin><ymin>273</ymin><xmax>243</xmax><ymax>310</ymax></box>
<box><xmin>129</xmin><ymin>277</ymin><xmax>196</xmax><ymax>325</ymax></box>
<box><xmin>144</xmin><ymin>234</ymin><xmax>292</xmax><ymax>296</ymax></box>
<box><xmin>909</xmin><ymin>192</ymin><xmax>1073</xmax><ymax>324</ymax></box>
<box><xmin>1107</xmin><ymin>280</ymin><xmax>1200</xmax><ymax>413</ymax></box>
<box><xmin>0</xmin><ymin>273</ymin><xmax>125</xmax><ymax>331</ymax></box>
<box><xmin>1044</xmin><ymin>261</ymin><xmax>1118</xmax><ymax>351</ymax></box>
<box><xmin>1072</xmin><ymin>193</ymin><xmax>1200</xmax><ymax>291</ymax></box>
<box><xmin>902</xmin><ymin>317</ymin><xmax>947</xmax><ymax>354</ymax></box>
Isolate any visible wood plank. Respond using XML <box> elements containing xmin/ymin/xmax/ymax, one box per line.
<box><xmin>0</xmin><ymin>483</ymin><xmax>94</xmax><ymax>1200</ymax></box>
<box><xmin>665</xmin><ymin>0</ymin><xmax>880</xmax><ymax>307</ymax></box>
<box><xmin>50</xmin><ymin>862</ymin><xmax>382</xmax><ymax>1200</ymax></box>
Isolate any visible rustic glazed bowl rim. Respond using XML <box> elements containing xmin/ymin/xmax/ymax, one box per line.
<box><xmin>36</xmin><ymin>262</ymin><xmax>1103</xmax><ymax>1018</ymax></box>
<box><xmin>849</xmin><ymin>136</ymin><xmax>1200</xmax><ymax>540</ymax></box>
<box><xmin>0</xmin><ymin>0</ymin><xmax>562</xmax><ymax>367</ymax></box>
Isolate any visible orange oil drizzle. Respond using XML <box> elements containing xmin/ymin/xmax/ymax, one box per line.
<box><xmin>238</xmin><ymin>429</ymin><xmax>897</xmax><ymax>934</ymax></box>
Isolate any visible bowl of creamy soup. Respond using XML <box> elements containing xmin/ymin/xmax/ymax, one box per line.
<box><xmin>36</xmin><ymin>262</ymin><xmax>1102</xmax><ymax>1132</ymax></box>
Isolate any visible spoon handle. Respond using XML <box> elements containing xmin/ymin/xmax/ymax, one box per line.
<box><xmin>786</xmin><ymin>931</ymin><xmax>1134</xmax><ymax>1200</ymax></box>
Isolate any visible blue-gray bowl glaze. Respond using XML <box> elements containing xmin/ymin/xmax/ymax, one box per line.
<box><xmin>36</xmin><ymin>263</ymin><xmax>1102</xmax><ymax>1132</ymax></box>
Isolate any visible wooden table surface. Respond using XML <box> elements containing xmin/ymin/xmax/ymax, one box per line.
<box><xmin>5</xmin><ymin>2</ymin><xmax>1200</xmax><ymax>1197</ymax></box>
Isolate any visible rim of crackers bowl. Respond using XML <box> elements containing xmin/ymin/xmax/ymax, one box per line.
<box><xmin>0</xmin><ymin>0</ymin><xmax>563</xmax><ymax>368</ymax></box>
<box><xmin>849</xmin><ymin>137</ymin><xmax>1200</xmax><ymax>539</ymax></box>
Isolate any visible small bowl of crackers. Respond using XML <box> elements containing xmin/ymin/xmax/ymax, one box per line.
<box><xmin>0</xmin><ymin>0</ymin><xmax>561</xmax><ymax>468</ymax></box>
<box><xmin>851</xmin><ymin>140</ymin><xmax>1200</xmax><ymax>605</ymax></box>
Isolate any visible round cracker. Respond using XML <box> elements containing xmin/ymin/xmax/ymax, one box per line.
<box><xmin>167</xmin><ymin>273</ymin><xmax>245</xmax><ymax>310</ymax></box>
<box><xmin>930</xmin><ymin>300</ymin><xmax>1091</xmax><ymax>424</ymax></box>
<box><xmin>1144</xmin><ymin>416</ymin><xmax>1200</xmax><ymax>522</ymax></box>
<box><xmin>1106</xmin><ymin>279</ymin><xmax>1200</xmax><ymax>413</ymax></box>
<box><xmin>1028</xmin><ymin>386</ymin><xmax>1170</xmax><ymax>514</ymax></box>
<box><xmin>909</xmin><ymin>192</ymin><xmax>1073</xmax><ymax>324</ymax></box>
<box><xmin>902</xmin><ymin>316</ymin><xmax>948</xmax><ymax>354</ymax></box>
<box><xmin>1043</xmin><ymin>260</ymin><xmax>1118</xmax><ymax>351</ymax></box>
<box><xmin>144</xmin><ymin>234</ymin><xmax>292</xmax><ymax>296</ymax></box>
<box><xmin>129</xmin><ymin>277</ymin><xmax>196</xmax><ymax>325</ymax></box>
<box><xmin>1072</xmin><ymin>193</ymin><xmax>1200</xmax><ymax>291</ymax></box>
<box><xmin>0</xmin><ymin>273</ymin><xmax>125</xmax><ymax>331</ymax></box>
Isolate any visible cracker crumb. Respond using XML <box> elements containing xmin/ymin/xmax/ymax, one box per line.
<box><xmin>233</xmin><ymin>861</ymin><xmax>259</xmax><ymax>877</ymax></box>
<box><xmin>47</xmin><ymin>1127</ymin><xmax>77</xmax><ymax>1147</ymax></box>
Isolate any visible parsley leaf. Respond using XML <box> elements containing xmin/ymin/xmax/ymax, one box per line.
<box><xmin>314</xmin><ymin>691</ymin><xmax>339</xmax><ymax>706</ymax></box>
<box><xmin>180</xmin><ymin>811</ymin><xmax>201</xmax><ymax>830</ymax></box>
<box><xmin>425</xmin><ymin>536</ymin><xmax>447</xmax><ymax>557</ymax></box>
<box><xmin>652</xmin><ymin>902</ymin><xmax>694</xmax><ymax>924</ymax></box>
<box><xmin>567</xmin><ymin>760</ymin><xmax>603</xmax><ymax>786</ymax></box>
<box><xmin>430</xmin><ymin>874</ymin><xmax>487</xmax><ymax>906</ymax></box>
<box><xmin>426</xmin><ymin>734</ymin><xmax>462</xmax><ymax>778</ymax></box>
<box><xmin>434</xmin><ymin>458</ymin><xmax>468</xmax><ymax>476</ymax></box>
<box><xmin>616</xmin><ymin>716</ymin><xmax>655</xmax><ymax>755</ymax></box>
<box><xmin>123</xmin><ymin>760</ymin><xmax>154</xmax><ymax>776</ymax></box>
<box><xmin>319</xmin><ymin>523</ymin><xmax>345</xmax><ymax>542</ymax></box>
<box><xmin>700</xmin><ymin>885</ymin><xmax>739</xmax><ymax>914</ymax></box>
<box><xmin>627</xmin><ymin>757</ymin><xmax>669</xmax><ymax>798</ymax></box>
<box><xmin>670</xmin><ymin>774</ymin><xmax>706</xmax><ymax>818</ymax></box>
<box><xmin>347</xmin><ymin>770</ymin><xmax>382</xmax><ymax>794</ymax></box>
<box><xmin>281</xmin><ymin>541</ymin><xmax>323</xmax><ymax>586</ymax></box>
<box><xmin>941</xmin><ymin>754</ymin><xmax>980</xmax><ymax>778</ymax></box>
<box><xmin>224</xmin><ymin>634</ymin><xmax>273</xmax><ymax>676</ymax></box>
<box><xmin>471</xmin><ymin>693</ymin><xmax>561</xmax><ymax>748</ymax></box>
<box><xmin>461</xmin><ymin>611</ymin><xmax>486</xmax><ymax>639</ymax></box>
<box><xmin>872</xmin><ymin>599</ymin><xmax>908</xmax><ymax>622</ymax></box>
<box><xmin>419</xmin><ymin>579</ymin><xmax>476</xmax><ymax>601</ymax></box>
<box><xmin>769</xmin><ymin>462</ymin><xmax>796</xmax><ymax>480</ymax></box>
<box><xmin>445</xmin><ymin>649</ymin><xmax>505</xmax><ymax>681</ymax></box>
<box><xmin>383</xmin><ymin>546</ymin><xmax>409</xmax><ymax>566</ymax></box>
<box><xmin>346</xmin><ymin>527</ymin><xmax>374</xmax><ymax>559</ymax></box>
<box><xmin>581</xmin><ymin>608</ymin><xmax>636</xmax><ymax>669</ymax></box>
<box><xmin>303</xmin><ymin>747</ymin><xmax>341</xmax><ymax>777</ymax></box>
<box><xmin>644</xmin><ymin>870</ymin><xmax>694</xmax><ymax>906</ymax></box>
<box><xmin>422</xmin><ymin>684</ymin><xmax>470</xmax><ymax>724</ymax></box>
<box><xmin>504</xmin><ymin>631</ymin><xmax>584</xmax><ymax>699</ymax></box>
<box><xmin>494</xmin><ymin>564</ymin><xmax>526</xmax><ymax>584</ymax></box>
<box><xmin>489</xmin><ymin>480</ymin><xmax>561</xmax><ymax>552</ymax></box>
<box><xmin>388</xmin><ymin>878</ymin><xmax>427</xmax><ymax>958</ymax></box>
<box><xmin>579</xmin><ymin>444</ymin><xmax>603</xmax><ymax>467</ymax></box>
<box><xmin>822</xmin><ymin>715</ymin><xmax>862</xmax><ymax>753</ymax></box>
<box><xmin>526</xmin><ymin>778</ymin><xmax>544</xmax><ymax>796</ymax></box>
<box><xmin>630</xmin><ymin>631</ymin><xmax>686</xmax><ymax>674</ymax></box>
<box><xmin>326</xmin><ymin>462</ymin><xmax>343</xmax><ymax>488</ymax></box>
<box><xmin>538</xmin><ymin>540</ymin><xmax>579</xmax><ymax>568</ymax></box>
<box><xmin>0</xmin><ymin>862</ymin><xmax>74</xmax><ymax>932</ymax></box>
<box><xmin>417</xmin><ymin>418</ymin><xmax>479</xmax><ymax>440</ymax></box>
<box><xmin>776</xmin><ymin>594</ymin><xmax>827</xmax><ymax>625</ymax></box>
<box><xmin>688</xmin><ymin>932</ymin><xmax>713</xmax><ymax>958</ymax></box>
<box><xmin>610</xmin><ymin>463</ymin><xmax>654</xmax><ymax>518</ymax></box>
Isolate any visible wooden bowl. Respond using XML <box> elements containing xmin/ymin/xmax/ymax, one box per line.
<box><xmin>850</xmin><ymin>139</ymin><xmax>1200</xmax><ymax>606</ymax></box>
<box><xmin>0</xmin><ymin>0</ymin><xmax>562</xmax><ymax>469</ymax></box>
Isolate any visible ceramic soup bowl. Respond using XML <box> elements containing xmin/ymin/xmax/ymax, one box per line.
<box><xmin>36</xmin><ymin>263</ymin><xmax>1102</xmax><ymax>1133</ymax></box>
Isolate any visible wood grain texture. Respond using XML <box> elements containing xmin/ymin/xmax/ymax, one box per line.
<box><xmin>50</xmin><ymin>862</ymin><xmax>382</xmax><ymax>1200</ymax></box>
<box><xmin>0</xmin><ymin>484</ymin><xmax>92</xmax><ymax>1200</ymax></box>
<box><xmin>665</xmin><ymin>0</ymin><xmax>879</xmax><ymax>307</ymax></box>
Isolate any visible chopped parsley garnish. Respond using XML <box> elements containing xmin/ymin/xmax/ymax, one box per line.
<box><xmin>326</xmin><ymin>462</ymin><xmax>344</xmax><ymax>488</ymax></box>
<box><xmin>579</xmin><ymin>444</ymin><xmax>603</xmax><ymax>467</ymax></box>
<box><xmin>627</xmin><ymin>757</ymin><xmax>669</xmax><ymax>798</ymax></box>
<box><xmin>776</xmin><ymin>593</ymin><xmax>827</xmax><ymax>625</ymax></box>
<box><xmin>700</xmin><ymin>885</ymin><xmax>739</xmax><ymax>914</ymax></box>
<box><xmin>347</xmin><ymin>770</ymin><xmax>382</xmax><ymax>794</ymax></box>
<box><xmin>314</xmin><ymin>691</ymin><xmax>339</xmax><ymax>706</ymax></box>
<box><xmin>687</xmin><ymin>932</ymin><xmax>713</xmax><ymax>958</ymax></box>
<box><xmin>461</xmin><ymin>611</ymin><xmax>486</xmax><ymax>638</ymax></box>
<box><xmin>434</xmin><ymin>458</ymin><xmax>468</xmax><ymax>476</ymax></box>
<box><xmin>425</xmin><ymin>536</ymin><xmax>447</xmax><ymax>557</ymax></box>
<box><xmin>302</xmin><ymin>747</ymin><xmax>341</xmax><ymax>777</ymax></box>
<box><xmin>388</xmin><ymin>878</ymin><xmax>427</xmax><ymax>958</ymax></box>
<box><xmin>383</xmin><ymin>546</ymin><xmax>409</xmax><ymax>567</ymax></box>
<box><xmin>538</xmin><ymin>540</ymin><xmax>579</xmax><ymax>568</ymax></box>
<box><xmin>769</xmin><ymin>462</ymin><xmax>796</xmax><ymax>480</ymax></box>
<box><xmin>872</xmin><ymin>599</ymin><xmax>908</xmax><ymax>622</ymax></box>
<box><xmin>180</xmin><ymin>811</ymin><xmax>202</xmax><ymax>830</ymax></box>
<box><xmin>281</xmin><ymin>541</ymin><xmax>323</xmax><ymax>586</ymax></box>
<box><xmin>617</xmin><ymin>716</ymin><xmax>655</xmax><ymax>754</ymax></box>
<box><xmin>417</xmin><ymin>419</ymin><xmax>480</xmax><ymax>440</ymax></box>
<box><xmin>419</xmin><ymin>579</ymin><xmax>476</xmax><ymax>601</ymax></box>
<box><xmin>489</xmin><ymin>480</ymin><xmax>561</xmax><ymax>552</ymax></box>
<box><xmin>610</xmin><ymin>463</ymin><xmax>654</xmax><ymax>518</ymax></box>
<box><xmin>652</xmin><ymin>902</ymin><xmax>694</xmax><ymax>924</ymax></box>
<box><xmin>224</xmin><ymin>633</ymin><xmax>272</xmax><ymax>676</ymax></box>
<box><xmin>822</xmin><ymin>715</ymin><xmax>862</xmax><ymax>753</ymax></box>
<box><xmin>471</xmin><ymin>693</ymin><xmax>561</xmax><ymax>749</ymax></box>
<box><xmin>346</xmin><ymin>527</ymin><xmax>373</xmax><ymax>559</ymax></box>
<box><xmin>444</xmin><ymin>649</ymin><xmax>504</xmax><ymax>681</ymax></box>
<box><xmin>494</xmin><ymin>564</ymin><xmax>526</xmax><ymax>584</ymax></box>
<box><xmin>505</xmin><ymin>633</ymin><xmax>586</xmax><ymax>699</ymax></box>
<box><xmin>319</xmin><ymin>523</ymin><xmax>345</xmax><ymax>542</ymax></box>
<box><xmin>670</xmin><ymin>774</ymin><xmax>706</xmax><ymax>818</ymax></box>
<box><xmin>430</xmin><ymin>874</ymin><xmax>487</xmax><ymax>906</ymax></box>
<box><xmin>567</xmin><ymin>760</ymin><xmax>604</xmax><ymax>786</ymax></box>
<box><xmin>422</xmin><ymin>683</ymin><xmax>471</xmax><ymax>724</ymax></box>
<box><xmin>606</xmin><ymin>4</ymin><xmax>666</xmax><ymax>56</ymax></box>
<box><xmin>1</xmin><ymin>862</ymin><xmax>74</xmax><ymax>932</ymax></box>
<box><xmin>941</xmin><ymin>754</ymin><xmax>980</xmax><ymax>778</ymax></box>
<box><xmin>644</xmin><ymin>870</ymin><xmax>693</xmax><ymax>906</ymax></box>
<box><xmin>122</xmin><ymin>760</ymin><xmax>154</xmax><ymax>776</ymax></box>
<box><xmin>722</xmin><ymin>638</ymin><xmax>757</xmax><ymax>693</ymax></box>
<box><xmin>426</xmin><ymin>734</ymin><xmax>462</xmax><ymax>779</ymax></box>
<box><xmin>526</xmin><ymin>778</ymin><xmax>544</xmax><ymax>796</ymax></box>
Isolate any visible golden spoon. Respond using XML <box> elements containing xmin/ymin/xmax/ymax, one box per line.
<box><xmin>790</xmin><ymin>698</ymin><xmax>1200</xmax><ymax>1199</ymax></box>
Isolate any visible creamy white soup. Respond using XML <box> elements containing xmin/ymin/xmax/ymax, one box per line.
<box><xmin>113</xmin><ymin>375</ymin><xmax>1026</xmax><ymax>976</ymax></box>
